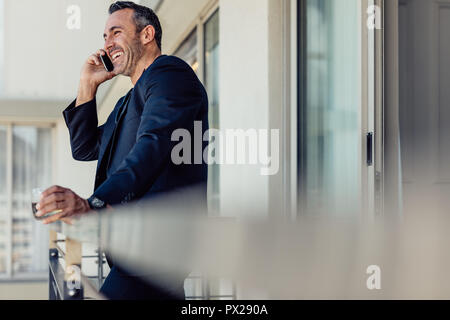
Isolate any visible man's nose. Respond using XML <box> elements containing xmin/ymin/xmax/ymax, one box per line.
<box><xmin>104</xmin><ymin>37</ymin><xmax>114</xmax><ymax>53</ymax></box>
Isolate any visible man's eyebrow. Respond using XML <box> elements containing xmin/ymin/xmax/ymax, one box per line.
<box><xmin>103</xmin><ymin>26</ymin><xmax>123</xmax><ymax>39</ymax></box>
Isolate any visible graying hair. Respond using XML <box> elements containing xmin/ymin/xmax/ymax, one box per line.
<box><xmin>109</xmin><ymin>1</ymin><xmax>162</xmax><ymax>50</ymax></box>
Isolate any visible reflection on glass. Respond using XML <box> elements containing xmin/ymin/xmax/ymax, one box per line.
<box><xmin>0</xmin><ymin>125</ymin><xmax>6</xmax><ymax>273</ymax></box>
<box><xmin>12</xmin><ymin>126</ymin><xmax>51</xmax><ymax>273</ymax></box>
<box><xmin>174</xmin><ymin>28</ymin><xmax>198</xmax><ymax>73</ymax></box>
<box><xmin>301</xmin><ymin>0</ymin><xmax>361</xmax><ymax>216</ymax></box>
<box><xmin>204</xmin><ymin>10</ymin><xmax>220</xmax><ymax>215</ymax></box>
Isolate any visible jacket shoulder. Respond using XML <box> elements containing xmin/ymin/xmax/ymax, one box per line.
<box><xmin>136</xmin><ymin>55</ymin><xmax>201</xmax><ymax>97</ymax></box>
<box><xmin>150</xmin><ymin>55</ymin><xmax>192</xmax><ymax>71</ymax></box>
<box><xmin>139</xmin><ymin>55</ymin><xmax>195</xmax><ymax>83</ymax></box>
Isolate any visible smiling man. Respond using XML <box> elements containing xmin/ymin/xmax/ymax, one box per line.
<box><xmin>35</xmin><ymin>1</ymin><xmax>209</xmax><ymax>299</ymax></box>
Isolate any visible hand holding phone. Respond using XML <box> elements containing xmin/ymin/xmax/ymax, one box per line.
<box><xmin>81</xmin><ymin>50</ymin><xmax>115</xmax><ymax>83</ymax></box>
<box><xmin>100</xmin><ymin>52</ymin><xmax>114</xmax><ymax>72</ymax></box>
<box><xmin>76</xmin><ymin>50</ymin><xmax>116</xmax><ymax>107</ymax></box>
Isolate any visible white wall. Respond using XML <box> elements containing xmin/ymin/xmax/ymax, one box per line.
<box><xmin>2</xmin><ymin>0</ymin><xmax>111</xmax><ymax>101</ymax></box>
<box><xmin>219</xmin><ymin>0</ymin><xmax>271</xmax><ymax>217</ymax></box>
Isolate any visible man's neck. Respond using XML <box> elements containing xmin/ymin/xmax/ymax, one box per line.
<box><xmin>130</xmin><ymin>50</ymin><xmax>162</xmax><ymax>85</ymax></box>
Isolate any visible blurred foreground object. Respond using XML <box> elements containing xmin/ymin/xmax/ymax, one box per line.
<box><xmin>53</xmin><ymin>186</ymin><xmax>450</xmax><ymax>299</ymax></box>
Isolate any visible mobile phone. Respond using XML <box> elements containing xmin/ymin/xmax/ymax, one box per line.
<box><xmin>100</xmin><ymin>53</ymin><xmax>114</xmax><ymax>72</ymax></box>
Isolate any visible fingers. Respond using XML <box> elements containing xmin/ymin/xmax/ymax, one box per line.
<box><xmin>36</xmin><ymin>201</ymin><xmax>64</xmax><ymax>217</ymax></box>
<box><xmin>37</xmin><ymin>186</ymin><xmax>72</xmax><ymax>216</ymax></box>
<box><xmin>42</xmin><ymin>211</ymin><xmax>67</xmax><ymax>225</ymax></box>
<box><xmin>38</xmin><ymin>191</ymin><xmax>65</xmax><ymax>208</ymax></box>
<box><xmin>88</xmin><ymin>54</ymin><xmax>102</xmax><ymax>66</ymax></box>
<box><xmin>36</xmin><ymin>188</ymin><xmax>90</xmax><ymax>224</ymax></box>
<box><xmin>41</xmin><ymin>185</ymin><xmax>67</xmax><ymax>197</ymax></box>
<box><xmin>36</xmin><ymin>186</ymin><xmax>67</xmax><ymax>217</ymax></box>
<box><xmin>89</xmin><ymin>49</ymin><xmax>109</xmax><ymax>66</ymax></box>
<box><xmin>41</xmin><ymin>205</ymin><xmax>85</xmax><ymax>224</ymax></box>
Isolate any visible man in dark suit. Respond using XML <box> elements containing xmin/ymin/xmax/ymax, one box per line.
<box><xmin>35</xmin><ymin>1</ymin><xmax>208</xmax><ymax>299</ymax></box>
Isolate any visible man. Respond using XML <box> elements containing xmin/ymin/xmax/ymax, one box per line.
<box><xmin>35</xmin><ymin>1</ymin><xmax>208</xmax><ymax>299</ymax></box>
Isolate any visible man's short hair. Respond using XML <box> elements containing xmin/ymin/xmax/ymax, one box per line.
<box><xmin>109</xmin><ymin>1</ymin><xmax>162</xmax><ymax>50</ymax></box>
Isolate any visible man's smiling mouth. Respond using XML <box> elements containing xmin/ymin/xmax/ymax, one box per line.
<box><xmin>111</xmin><ymin>51</ymin><xmax>124</xmax><ymax>61</ymax></box>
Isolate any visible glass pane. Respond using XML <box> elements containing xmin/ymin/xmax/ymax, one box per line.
<box><xmin>205</xmin><ymin>10</ymin><xmax>220</xmax><ymax>129</ymax></box>
<box><xmin>204</xmin><ymin>10</ymin><xmax>220</xmax><ymax>215</ymax></box>
<box><xmin>12</xmin><ymin>126</ymin><xmax>51</xmax><ymax>273</ymax></box>
<box><xmin>0</xmin><ymin>125</ymin><xmax>6</xmax><ymax>273</ymax></box>
<box><xmin>174</xmin><ymin>28</ymin><xmax>198</xmax><ymax>73</ymax></box>
<box><xmin>301</xmin><ymin>0</ymin><xmax>361</xmax><ymax>216</ymax></box>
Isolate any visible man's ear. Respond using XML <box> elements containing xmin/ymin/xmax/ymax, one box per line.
<box><xmin>141</xmin><ymin>25</ymin><xmax>156</xmax><ymax>45</ymax></box>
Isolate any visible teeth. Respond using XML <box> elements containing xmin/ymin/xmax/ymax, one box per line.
<box><xmin>112</xmin><ymin>52</ymin><xmax>123</xmax><ymax>60</ymax></box>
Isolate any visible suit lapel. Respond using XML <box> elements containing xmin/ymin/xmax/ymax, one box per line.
<box><xmin>115</xmin><ymin>89</ymin><xmax>133</xmax><ymax>125</ymax></box>
<box><xmin>96</xmin><ymin>89</ymin><xmax>133</xmax><ymax>174</ymax></box>
<box><xmin>97</xmin><ymin>119</ymin><xmax>115</xmax><ymax>166</ymax></box>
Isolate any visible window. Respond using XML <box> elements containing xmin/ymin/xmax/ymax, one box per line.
<box><xmin>204</xmin><ymin>9</ymin><xmax>220</xmax><ymax>215</ymax></box>
<box><xmin>173</xmin><ymin>8</ymin><xmax>220</xmax><ymax>215</ymax></box>
<box><xmin>174</xmin><ymin>29</ymin><xmax>199</xmax><ymax>73</ymax></box>
<box><xmin>173</xmin><ymin>4</ymin><xmax>233</xmax><ymax>300</ymax></box>
<box><xmin>0</xmin><ymin>124</ymin><xmax>53</xmax><ymax>278</ymax></box>
<box><xmin>298</xmin><ymin>0</ymin><xmax>362</xmax><ymax>217</ymax></box>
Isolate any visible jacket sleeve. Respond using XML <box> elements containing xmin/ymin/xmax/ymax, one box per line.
<box><xmin>63</xmin><ymin>98</ymin><xmax>104</xmax><ymax>161</ymax></box>
<box><xmin>92</xmin><ymin>62</ymin><xmax>206</xmax><ymax>205</ymax></box>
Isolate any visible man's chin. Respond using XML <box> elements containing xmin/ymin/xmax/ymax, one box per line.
<box><xmin>116</xmin><ymin>68</ymin><xmax>131</xmax><ymax>77</ymax></box>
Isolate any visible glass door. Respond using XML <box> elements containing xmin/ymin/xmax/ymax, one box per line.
<box><xmin>298</xmin><ymin>0</ymin><xmax>377</xmax><ymax>217</ymax></box>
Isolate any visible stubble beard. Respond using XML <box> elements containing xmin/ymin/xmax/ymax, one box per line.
<box><xmin>122</xmin><ymin>36</ymin><xmax>144</xmax><ymax>77</ymax></box>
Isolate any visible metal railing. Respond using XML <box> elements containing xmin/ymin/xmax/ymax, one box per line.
<box><xmin>48</xmin><ymin>230</ymin><xmax>105</xmax><ymax>300</ymax></box>
<box><xmin>48</xmin><ymin>228</ymin><xmax>236</xmax><ymax>300</ymax></box>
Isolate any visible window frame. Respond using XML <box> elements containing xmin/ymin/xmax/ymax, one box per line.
<box><xmin>169</xmin><ymin>1</ymin><xmax>235</xmax><ymax>300</ymax></box>
<box><xmin>171</xmin><ymin>2</ymin><xmax>221</xmax><ymax>214</ymax></box>
<box><xmin>0</xmin><ymin>120</ymin><xmax>56</xmax><ymax>282</ymax></box>
<box><xmin>168</xmin><ymin>0</ymin><xmax>219</xmax><ymax>84</ymax></box>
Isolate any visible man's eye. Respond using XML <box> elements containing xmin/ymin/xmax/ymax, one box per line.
<box><xmin>114</xmin><ymin>31</ymin><xmax>121</xmax><ymax>36</ymax></box>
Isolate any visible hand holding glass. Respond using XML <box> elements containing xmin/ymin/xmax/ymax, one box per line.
<box><xmin>31</xmin><ymin>188</ymin><xmax>62</xmax><ymax>220</ymax></box>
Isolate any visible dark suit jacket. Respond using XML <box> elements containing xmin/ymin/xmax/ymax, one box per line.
<box><xmin>63</xmin><ymin>55</ymin><xmax>209</xmax><ymax>207</ymax></box>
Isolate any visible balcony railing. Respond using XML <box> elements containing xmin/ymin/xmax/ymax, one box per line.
<box><xmin>47</xmin><ymin>186</ymin><xmax>237</xmax><ymax>300</ymax></box>
<box><xmin>48</xmin><ymin>230</ymin><xmax>105</xmax><ymax>300</ymax></box>
<box><xmin>48</xmin><ymin>227</ymin><xmax>236</xmax><ymax>300</ymax></box>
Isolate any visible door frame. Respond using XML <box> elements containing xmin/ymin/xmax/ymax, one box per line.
<box><xmin>383</xmin><ymin>0</ymin><xmax>403</xmax><ymax>217</ymax></box>
<box><xmin>365</xmin><ymin>0</ymin><xmax>386</xmax><ymax>219</ymax></box>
